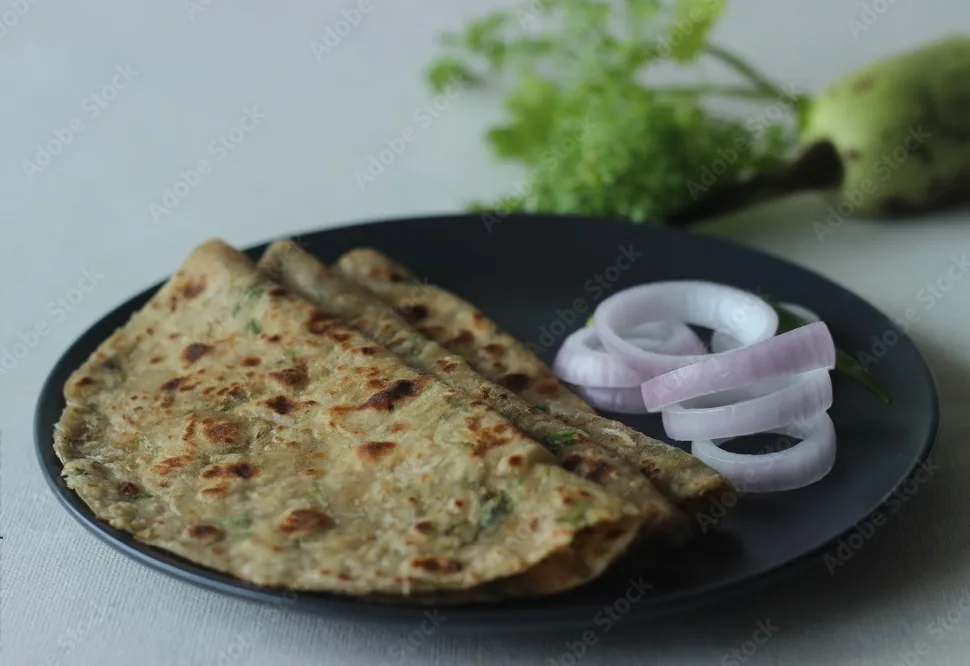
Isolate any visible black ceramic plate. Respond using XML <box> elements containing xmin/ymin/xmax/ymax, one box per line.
<box><xmin>36</xmin><ymin>214</ymin><xmax>938</xmax><ymax>631</ymax></box>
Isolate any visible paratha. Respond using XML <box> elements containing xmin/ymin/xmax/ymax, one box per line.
<box><xmin>54</xmin><ymin>239</ymin><xmax>642</xmax><ymax>597</ymax></box>
<box><xmin>257</xmin><ymin>240</ymin><xmax>686</xmax><ymax>544</ymax></box>
<box><xmin>335</xmin><ymin>248</ymin><xmax>732</xmax><ymax>514</ymax></box>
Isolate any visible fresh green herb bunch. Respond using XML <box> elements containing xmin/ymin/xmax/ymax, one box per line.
<box><xmin>427</xmin><ymin>0</ymin><xmax>803</xmax><ymax>222</ymax></box>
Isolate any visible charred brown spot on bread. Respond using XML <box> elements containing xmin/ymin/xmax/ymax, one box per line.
<box><xmin>278</xmin><ymin>508</ymin><xmax>331</xmax><ymax>535</ymax></box>
<box><xmin>268</xmin><ymin>287</ymin><xmax>289</xmax><ymax>297</ymax></box>
<box><xmin>182</xmin><ymin>343</ymin><xmax>212</xmax><ymax>364</ymax></box>
<box><xmin>472</xmin><ymin>312</ymin><xmax>488</xmax><ymax>328</ymax></box>
<box><xmin>444</xmin><ymin>330</ymin><xmax>474</xmax><ymax>349</ymax></box>
<box><xmin>75</xmin><ymin>377</ymin><xmax>96</xmax><ymax>388</ymax></box>
<box><xmin>357</xmin><ymin>440</ymin><xmax>396</xmax><ymax>461</ymax></box>
<box><xmin>417</xmin><ymin>325</ymin><xmax>445</xmax><ymax>338</ymax></box>
<box><xmin>639</xmin><ymin>460</ymin><xmax>659</xmax><ymax>480</ymax></box>
<box><xmin>356</xmin><ymin>345</ymin><xmax>378</xmax><ymax>356</ymax></box>
<box><xmin>327</xmin><ymin>329</ymin><xmax>353</xmax><ymax>343</ymax></box>
<box><xmin>155</xmin><ymin>455</ymin><xmax>191</xmax><ymax>476</ymax></box>
<box><xmin>435</xmin><ymin>359</ymin><xmax>459</xmax><ymax>373</ymax></box>
<box><xmin>390</xmin><ymin>422</ymin><xmax>407</xmax><ymax>433</ymax></box>
<box><xmin>507</xmin><ymin>455</ymin><xmax>524</xmax><ymax>468</ymax></box>
<box><xmin>388</xmin><ymin>271</ymin><xmax>409</xmax><ymax>283</ymax></box>
<box><xmin>182</xmin><ymin>419</ymin><xmax>198</xmax><ymax>443</ymax></box>
<box><xmin>201</xmin><ymin>484</ymin><xmax>229</xmax><ymax>496</ymax></box>
<box><xmin>167</xmin><ymin>332</ymin><xmax>181</xmax><ymax>340</ymax></box>
<box><xmin>536</xmin><ymin>381</ymin><xmax>562</xmax><ymax>396</ymax></box>
<box><xmin>302</xmin><ymin>467</ymin><xmax>323</xmax><ymax>477</ymax></box>
<box><xmin>413</xmin><ymin>520</ymin><xmax>435</xmax><ymax>535</ymax></box>
<box><xmin>268</xmin><ymin>363</ymin><xmax>308</xmax><ymax>390</ymax></box>
<box><xmin>262</xmin><ymin>396</ymin><xmax>318</xmax><ymax>415</ymax></box>
<box><xmin>161</xmin><ymin>377</ymin><xmax>185</xmax><ymax>391</ymax></box>
<box><xmin>306</xmin><ymin>310</ymin><xmax>336</xmax><ymax>334</ymax></box>
<box><xmin>241</xmin><ymin>357</ymin><xmax>262</xmax><ymax>367</ymax></box>
<box><xmin>264</xmin><ymin>334</ymin><xmax>283</xmax><ymax>343</ymax></box>
<box><xmin>395</xmin><ymin>304</ymin><xmax>429</xmax><ymax>324</ymax></box>
<box><xmin>563</xmin><ymin>455</ymin><xmax>613</xmax><ymax>485</ymax></box>
<box><xmin>201</xmin><ymin>462</ymin><xmax>259</xmax><ymax>479</ymax></box>
<box><xmin>411</xmin><ymin>556</ymin><xmax>464</xmax><ymax>573</ymax></box>
<box><xmin>181</xmin><ymin>277</ymin><xmax>207</xmax><ymax>299</ymax></box>
<box><xmin>264</xmin><ymin>396</ymin><xmax>295</xmax><ymax>415</ymax></box>
<box><xmin>187</xmin><ymin>524</ymin><xmax>224</xmax><ymax>542</ymax></box>
<box><xmin>117</xmin><ymin>482</ymin><xmax>141</xmax><ymax>497</ymax></box>
<box><xmin>202</xmin><ymin>418</ymin><xmax>238</xmax><ymax>445</ymax></box>
<box><xmin>529</xmin><ymin>518</ymin><xmax>540</xmax><ymax>531</ymax></box>
<box><xmin>150</xmin><ymin>356</ymin><xmax>164</xmax><ymax>364</ymax></box>
<box><xmin>497</xmin><ymin>373</ymin><xmax>531</xmax><ymax>391</ymax></box>
<box><xmin>360</xmin><ymin>377</ymin><xmax>429</xmax><ymax>411</ymax></box>
<box><xmin>473</xmin><ymin>437</ymin><xmax>511</xmax><ymax>456</ymax></box>
<box><xmin>483</xmin><ymin>343</ymin><xmax>504</xmax><ymax>354</ymax></box>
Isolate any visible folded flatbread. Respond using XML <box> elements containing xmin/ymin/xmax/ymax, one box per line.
<box><xmin>335</xmin><ymin>249</ymin><xmax>732</xmax><ymax>514</ymax></box>
<box><xmin>54</xmin><ymin>240</ymin><xmax>642</xmax><ymax>598</ymax></box>
<box><xmin>257</xmin><ymin>240</ymin><xmax>685</xmax><ymax>544</ymax></box>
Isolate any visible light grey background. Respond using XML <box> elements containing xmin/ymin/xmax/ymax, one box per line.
<box><xmin>2</xmin><ymin>1</ymin><xmax>969</xmax><ymax>664</ymax></box>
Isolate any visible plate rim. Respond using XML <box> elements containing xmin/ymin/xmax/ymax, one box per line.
<box><xmin>34</xmin><ymin>212</ymin><xmax>941</xmax><ymax>629</ymax></box>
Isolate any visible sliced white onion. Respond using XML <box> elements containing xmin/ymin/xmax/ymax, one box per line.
<box><xmin>641</xmin><ymin>322</ymin><xmax>836</xmax><ymax>412</ymax></box>
<box><xmin>552</xmin><ymin>323</ymin><xmax>705</xmax><ymax>388</ymax></box>
<box><xmin>594</xmin><ymin>281</ymin><xmax>778</xmax><ymax>376</ymax></box>
<box><xmin>575</xmin><ymin>385</ymin><xmax>649</xmax><ymax>414</ymax></box>
<box><xmin>556</xmin><ymin>285</ymin><xmax>838</xmax><ymax>495</ymax></box>
<box><xmin>691</xmin><ymin>415</ymin><xmax>836</xmax><ymax>493</ymax></box>
<box><xmin>712</xmin><ymin>302</ymin><xmax>820</xmax><ymax>352</ymax></box>
<box><xmin>662</xmin><ymin>369</ymin><xmax>832</xmax><ymax>441</ymax></box>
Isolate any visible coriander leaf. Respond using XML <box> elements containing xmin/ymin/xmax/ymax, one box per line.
<box><xmin>245</xmin><ymin>319</ymin><xmax>262</xmax><ymax>335</ymax></box>
<box><xmin>427</xmin><ymin>58</ymin><xmax>480</xmax><ymax>93</ymax></box>
<box><xmin>477</xmin><ymin>491</ymin><xmax>512</xmax><ymax>533</ymax></box>
<box><xmin>668</xmin><ymin>0</ymin><xmax>726</xmax><ymax>62</ymax></box>
<box><xmin>308</xmin><ymin>487</ymin><xmax>329</xmax><ymax>510</ymax></box>
<box><xmin>427</xmin><ymin>1</ymin><xmax>797</xmax><ymax>224</ymax></box>
<box><xmin>222</xmin><ymin>517</ymin><xmax>252</xmax><ymax>529</ymax></box>
<box><xmin>545</xmin><ymin>429</ymin><xmax>583</xmax><ymax>453</ymax></box>
<box><xmin>559</xmin><ymin>499</ymin><xmax>593</xmax><ymax>526</ymax></box>
<box><xmin>244</xmin><ymin>284</ymin><xmax>265</xmax><ymax>302</ymax></box>
<box><xmin>444</xmin><ymin>521</ymin><xmax>479</xmax><ymax>544</ymax></box>
<box><xmin>132</xmin><ymin>493</ymin><xmax>153</xmax><ymax>500</ymax></box>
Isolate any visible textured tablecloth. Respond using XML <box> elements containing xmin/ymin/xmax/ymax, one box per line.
<box><xmin>3</xmin><ymin>1</ymin><xmax>969</xmax><ymax>664</ymax></box>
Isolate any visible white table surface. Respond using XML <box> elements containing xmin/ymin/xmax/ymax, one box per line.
<box><xmin>2</xmin><ymin>1</ymin><xmax>969</xmax><ymax>664</ymax></box>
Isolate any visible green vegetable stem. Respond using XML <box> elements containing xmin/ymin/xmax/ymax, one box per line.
<box><xmin>427</xmin><ymin>1</ymin><xmax>970</xmax><ymax>225</ymax></box>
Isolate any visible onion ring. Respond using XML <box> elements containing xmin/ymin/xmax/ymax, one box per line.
<box><xmin>662</xmin><ymin>369</ymin><xmax>833</xmax><ymax>441</ymax></box>
<box><xmin>691</xmin><ymin>415</ymin><xmax>836</xmax><ymax>493</ymax></box>
<box><xmin>594</xmin><ymin>281</ymin><xmax>778</xmax><ymax>376</ymax></box>
<box><xmin>641</xmin><ymin>322</ymin><xmax>836</xmax><ymax>412</ymax></box>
